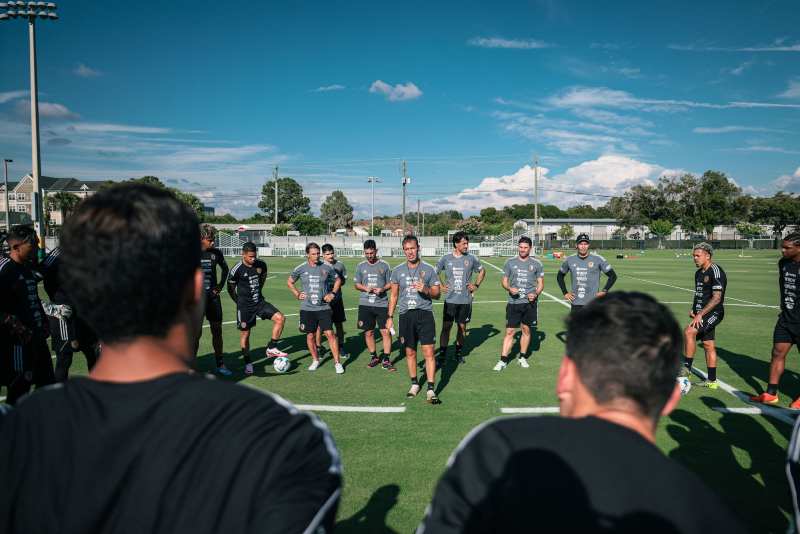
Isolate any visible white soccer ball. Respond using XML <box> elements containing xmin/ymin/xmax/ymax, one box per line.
<box><xmin>273</xmin><ymin>356</ymin><xmax>291</xmax><ymax>373</ymax></box>
<box><xmin>677</xmin><ymin>376</ymin><xmax>692</xmax><ymax>396</ymax></box>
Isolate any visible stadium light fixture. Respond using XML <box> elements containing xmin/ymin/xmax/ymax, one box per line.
<box><xmin>0</xmin><ymin>1</ymin><xmax>58</xmax><ymax>244</ymax></box>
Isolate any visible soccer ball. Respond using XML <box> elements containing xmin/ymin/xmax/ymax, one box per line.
<box><xmin>677</xmin><ymin>376</ymin><xmax>692</xmax><ymax>396</ymax></box>
<box><xmin>273</xmin><ymin>356</ymin><xmax>291</xmax><ymax>373</ymax></box>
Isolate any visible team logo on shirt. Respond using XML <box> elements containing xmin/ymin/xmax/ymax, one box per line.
<box><xmin>588</xmin><ymin>262</ymin><xmax>594</xmax><ymax>268</ymax></box>
<box><xmin>529</xmin><ymin>265</ymin><xmax>533</xmax><ymax>271</ymax></box>
<box><xmin>257</xmin><ymin>268</ymin><xmax>263</xmax><ymax>274</ymax></box>
<box><xmin>464</xmin><ymin>259</ymin><xmax>469</xmax><ymax>267</ymax></box>
<box><xmin>704</xmin><ymin>276</ymin><xmax>709</xmax><ymax>282</ymax></box>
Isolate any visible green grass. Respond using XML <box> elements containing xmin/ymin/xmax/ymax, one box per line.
<box><xmin>57</xmin><ymin>250</ymin><xmax>798</xmax><ymax>532</ymax></box>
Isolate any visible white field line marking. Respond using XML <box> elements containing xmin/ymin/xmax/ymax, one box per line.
<box><xmin>626</xmin><ymin>275</ymin><xmax>779</xmax><ymax>309</ymax></box>
<box><xmin>660</xmin><ymin>301</ymin><xmax>777</xmax><ymax>309</ymax></box>
<box><xmin>482</xmin><ymin>260</ymin><xmax>571</xmax><ymax>309</ymax></box>
<box><xmin>690</xmin><ymin>367</ymin><xmax>794</xmax><ymax>425</ymax></box>
<box><xmin>295</xmin><ymin>404</ymin><xmax>405</xmax><ymax>413</ymax></box>
<box><xmin>501</xmin><ymin>407</ymin><xmax>559</xmax><ymax>414</ymax></box>
<box><xmin>713</xmin><ymin>407</ymin><xmax>768</xmax><ymax>415</ymax></box>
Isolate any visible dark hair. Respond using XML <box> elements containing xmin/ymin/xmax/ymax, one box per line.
<box><xmin>518</xmin><ymin>236</ymin><xmax>533</xmax><ymax>246</ymax></box>
<box><xmin>306</xmin><ymin>242</ymin><xmax>320</xmax><ymax>253</ymax></box>
<box><xmin>321</xmin><ymin>243</ymin><xmax>334</xmax><ymax>253</ymax></box>
<box><xmin>7</xmin><ymin>225</ymin><xmax>36</xmax><ymax>244</ymax></box>
<box><xmin>402</xmin><ymin>234</ymin><xmax>419</xmax><ymax>247</ymax></box>
<box><xmin>60</xmin><ymin>184</ymin><xmax>200</xmax><ymax>344</ymax></box>
<box><xmin>199</xmin><ymin>223</ymin><xmax>216</xmax><ymax>241</ymax></box>
<box><xmin>784</xmin><ymin>232</ymin><xmax>800</xmax><ymax>246</ymax></box>
<box><xmin>242</xmin><ymin>242</ymin><xmax>256</xmax><ymax>253</ymax></box>
<box><xmin>452</xmin><ymin>231</ymin><xmax>468</xmax><ymax>247</ymax></box>
<box><xmin>565</xmin><ymin>292</ymin><xmax>682</xmax><ymax>421</ymax></box>
<box><xmin>363</xmin><ymin>239</ymin><xmax>377</xmax><ymax>250</ymax></box>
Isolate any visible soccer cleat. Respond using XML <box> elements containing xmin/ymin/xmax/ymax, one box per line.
<box><xmin>367</xmin><ymin>356</ymin><xmax>381</xmax><ymax>368</ymax></box>
<box><xmin>426</xmin><ymin>390</ymin><xmax>441</xmax><ymax>405</ymax></box>
<box><xmin>266</xmin><ymin>347</ymin><xmax>288</xmax><ymax>358</ymax></box>
<box><xmin>381</xmin><ymin>359</ymin><xmax>397</xmax><ymax>372</ymax></box>
<box><xmin>406</xmin><ymin>384</ymin><xmax>421</xmax><ymax>398</ymax></box>
<box><xmin>518</xmin><ymin>357</ymin><xmax>530</xmax><ymax>369</ymax></box>
<box><xmin>216</xmin><ymin>365</ymin><xmax>233</xmax><ymax>376</ymax></box>
<box><xmin>493</xmin><ymin>360</ymin><xmax>507</xmax><ymax>371</ymax></box>
<box><xmin>334</xmin><ymin>362</ymin><xmax>345</xmax><ymax>375</ymax></box>
<box><xmin>696</xmin><ymin>379</ymin><xmax>719</xmax><ymax>390</ymax></box>
<box><xmin>790</xmin><ymin>397</ymin><xmax>800</xmax><ymax>410</ymax></box>
<box><xmin>679</xmin><ymin>366</ymin><xmax>691</xmax><ymax>378</ymax></box>
<box><xmin>340</xmin><ymin>352</ymin><xmax>350</xmax><ymax>360</ymax></box>
<box><xmin>308</xmin><ymin>359</ymin><xmax>321</xmax><ymax>371</ymax></box>
<box><xmin>244</xmin><ymin>363</ymin><xmax>254</xmax><ymax>376</ymax></box>
<box><xmin>749</xmin><ymin>392</ymin><xmax>779</xmax><ymax>405</ymax></box>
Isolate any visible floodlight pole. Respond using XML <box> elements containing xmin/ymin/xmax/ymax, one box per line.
<box><xmin>401</xmin><ymin>160</ymin><xmax>409</xmax><ymax>235</ymax></box>
<box><xmin>368</xmin><ymin>176</ymin><xmax>380</xmax><ymax>236</ymax></box>
<box><xmin>3</xmin><ymin>159</ymin><xmax>12</xmax><ymax>231</ymax></box>
<box><xmin>533</xmin><ymin>157</ymin><xmax>540</xmax><ymax>248</ymax></box>
<box><xmin>273</xmin><ymin>165</ymin><xmax>278</xmax><ymax>225</ymax></box>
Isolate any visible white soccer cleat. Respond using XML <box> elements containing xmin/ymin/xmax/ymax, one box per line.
<box><xmin>335</xmin><ymin>362</ymin><xmax>345</xmax><ymax>374</ymax></box>
<box><xmin>308</xmin><ymin>359</ymin><xmax>321</xmax><ymax>371</ymax></box>
<box><xmin>518</xmin><ymin>357</ymin><xmax>530</xmax><ymax>369</ymax></box>
<box><xmin>266</xmin><ymin>347</ymin><xmax>288</xmax><ymax>358</ymax></box>
<box><xmin>493</xmin><ymin>360</ymin><xmax>507</xmax><ymax>372</ymax></box>
<box><xmin>244</xmin><ymin>363</ymin><xmax>254</xmax><ymax>375</ymax></box>
<box><xmin>406</xmin><ymin>384</ymin><xmax>421</xmax><ymax>398</ymax></box>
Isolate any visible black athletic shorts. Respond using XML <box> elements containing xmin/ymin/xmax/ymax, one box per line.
<box><xmin>442</xmin><ymin>302</ymin><xmax>472</xmax><ymax>325</ymax></box>
<box><xmin>695</xmin><ymin>311</ymin><xmax>724</xmax><ymax>342</ymax></box>
<box><xmin>299</xmin><ymin>309</ymin><xmax>333</xmax><ymax>333</ymax></box>
<box><xmin>398</xmin><ymin>309</ymin><xmax>436</xmax><ymax>349</ymax></box>
<box><xmin>237</xmin><ymin>300</ymin><xmax>280</xmax><ymax>331</ymax></box>
<box><xmin>774</xmin><ymin>318</ymin><xmax>800</xmax><ymax>345</ymax></box>
<box><xmin>49</xmin><ymin>316</ymin><xmax>76</xmax><ymax>354</ymax></box>
<box><xmin>1</xmin><ymin>335</ymin><xmax>53</xmax><ymax>386</ymax></box>
<box><xmin>358</xmin><ymin>305</ymin><xmax>388</xmax><ymax>331</ymax></box>
<box><xmin>506</xmin><ymin>302</ymin><xmax>538</xmax><ymax>328</ymax></box>
<box><xmin>330</xmin><ymin>298</ymin><xmax>346</xmax><ymax>324</ymax></box>
<box><xmin>205</xmin><ymin>294</ymin><xmax>223</xmax><ymax>323</ymax></box>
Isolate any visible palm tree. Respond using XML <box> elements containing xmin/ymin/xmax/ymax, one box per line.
<box><xmin>46</xmin><ymin>192</ymin><xmax>81</xmax><ymax>227</ymax></box>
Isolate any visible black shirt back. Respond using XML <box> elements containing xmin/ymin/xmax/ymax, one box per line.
<box><xmin>40</xmin><ymin>246</ymin><xmax>70</xmax><ymax>304</ymax></box>
<box><xmin>228</xmin><ymin>259</ymin><xmax>268</xmax><ymax>306</ymax></box>
<box><xmin>779</xmin><ymin>257</ymin><xmax>799</xmax><ymax>325</ymax></box>
<box><xmin>201</xmin><ymin>247</ymin><xmax>229</xmax><ymax>295</ymax></box>
<box><xmin>418</xmin><ymin>416</ymin><xmax>746</xmax><ymax>534</ymax></box>
<box><xmin>0</xmin><ymin>373</ymin><xmax>341</xmax><ymax>534</ymax></box>
<box><xmin>693</xmin><ymin>263</ymin><xmax>726</xmax><ymax>314</ymax></box>
<box><xmin>0</xmin><ymin>256</ymin><xmax>46</xmax><ymax>332</ymax></box>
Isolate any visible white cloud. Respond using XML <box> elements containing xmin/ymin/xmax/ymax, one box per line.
<box><xmin>13</xmin><ymin>100</ymin><xmax>80</xmax><ymax>120</ymax></box>
<box><xmin>73</xmin><ymin>63</ymin><xmax>102</xmax><ymax>78</ymax></box>
<box><xmin>772</xmin><ymin>167</ymin><xmax>800</xmax><ymax>193</ymax></box>
<box><xmin>693</xmin><ymin>125</ymin><xmax>786</xmax><ymax>134</ymax></box>
<box><xmin>70</xmin><ymin>122</ymin><xmax>171</xmax><ymax>134</ymax></box>
<box><xmin>778</xmin><ymin>79</ymin><xmax>800</xmax><ymax>99</ymax></box>
<box><xmin>726</xmin><ymin>60</ymin><xmax>755</xmax><ymax>76</ymax></box>
<box><xmin>735</xmin><ymin>145</ymin><xmax>800</xmax><ymax>155</ymax></box>
<box><xmin>669</xmin><ymin>40</ymin><xmax>800</xmax><ymax>52</ymax></box>
<box><xmin>0</xmin><ymin>90</ymin><xmax>27</xmax><ymax>104</ymax></box>
<box><xmin>426</xmin><ymin>155</ymin><xmax>678</xmax><ymax>214</ymax></box>
<box><xmin>467</xmin><ymin>37</ymin><xmax>554</xmax><ymax>49</ymax></box>
<box><xmin>369</xmin><ymin>80</ymin><xmax>422</xmax><ymax>102</ymax></box>
<box><xmin>312</xmin><ymin>84</ymin><xmax>345</xmax><ymax>92</ymax></box>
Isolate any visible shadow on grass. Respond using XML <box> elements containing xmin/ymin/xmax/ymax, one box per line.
<box><xmin>335</xmin><ymin>484</ymin><xmax>400</xmax><ymax>534</ymax></box>
<box><xmin>667</xmin><ymin>398</ymin><xmax>791</xmax><ymax>532</ymax></box>
<box><xmin>716</xmin><ymin>346</ymin><xmax>800</xmax><ymax>400</ymax></box>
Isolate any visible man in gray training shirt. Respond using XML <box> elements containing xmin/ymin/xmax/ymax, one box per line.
<box><xmin>387</xmin><ymin>235</ymin><xmax>441</xmax><ymax>404</ymax></box>
<box><xmin>288</xmin><ymin>242</ymin><xmax>344</xmax><ymax>374</ymax></box>
<box><xmin>354</xmin><ymin>240</ymin><xmax>395</xmax><ymax>371</ymax></box>
<box><xmin>495</xmin><ymin>236</ymin><xmax>544</xmax><ymax>371</ymax></box>
<box><xmin>436</xmin><ymin>231</ymin><xmax>485</xmax><ymax>365</ymax></box>
<box><xmin>557</xmin><ymin>233</ymin><xmax>617</xmax><ymax>310</ymax></box>
<box><xmin>318</xmin><ymin>244</ymin><xmax>348</xmax><ymax>358</ymax></box>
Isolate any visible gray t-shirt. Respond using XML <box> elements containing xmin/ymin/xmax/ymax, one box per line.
<box><xmin>559</xmin><ymin>253</ymin><xmax>612</xmax><ymax>306</ymax></box>
<box><xmin>324</xmin><ymin>260</ymin><xmax>347</xmax><ymax>303</ymax></box>
<box><xmin>436</xmin><ymin>253</ymin><xmax>484</xmax><ymax>305</ymax></box>
<box><xmin>290</xmin><ymin>261</ymin><xmax>337</xmax><ymax>311</ymax></box>
<box><xmin>354</xmin><ymin>259</ymin><xmax>392</xmax><ymax>308</ymax></box>
<box><xmin>503</xmin><ymin>256</ymin><xmax>544</xmax><ymax>305</ymax></box>
<box><xmin>390</xmin><ymin>261</ymin><xmax>440</xmax><ymax>314</ymax></box>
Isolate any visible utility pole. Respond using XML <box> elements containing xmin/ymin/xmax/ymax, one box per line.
<box><xmin>422</xmin><ymin>211</ymin><xmax>425</xmax><ymax>237</ymax></box>
<box><xmin>416</xmin><ymin>199</ymin><xmax>420</xmax><ymax>236</ymax></box>
<box><xmin>368</xmin><ymin>176</ymin><xmax>381</xmax><ymax>236</ymax></box>
<box><xmin>3</xmin><ymin>159</ymin><xmax>12</xmax><ymax>232</ymax></box>
<box><xmin>273</xmin><ymin>165</ymin><xmax>279</xmax><ymax>225</ymax></box>
<box><xmin>401</xmin><ymin>160</ymin><xmax>410</xmax><ymax>236</ymax></box>
<box><xmin>533</xmin><ymin>157</ymin><xmax>540</xmax><ymax>248</ymax></box>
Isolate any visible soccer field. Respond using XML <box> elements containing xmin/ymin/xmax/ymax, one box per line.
<box><xmin>67</xmin><ymin>249</ymin><xmax>794</xmax><ymax>532</ymax></box>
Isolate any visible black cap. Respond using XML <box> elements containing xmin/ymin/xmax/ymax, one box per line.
<box><xmin>576</xmin><ymin>233</ymin><xmax>590</xmax><ymax>244</ymax></box>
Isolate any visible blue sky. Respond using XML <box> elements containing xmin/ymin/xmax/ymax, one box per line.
<box><xmin>1</xmin><ymin>0</ymin><xmax>799</xmax><ymax>218</ymax></box>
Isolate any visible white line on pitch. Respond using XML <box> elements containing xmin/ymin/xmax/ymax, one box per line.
<box><xmin>689</xmin><ymin>367</ymin><xmax>794</xmax><ymax>425</ymax></box>
<box><xmin>295</xmin><ymin>404</ymin><xmax>406</xmax><ymax>413</ymax></box>
<box><xmin>626</xmin><ymin>276</ymin><xmax>778</xmax><ymax>309</ymax></box>
<box><xmin>713</xmin><ymin>407</ymin><xmax>769</xmax><ymax>415</ymax></box>
<box><xmin>482</xmin><ymin>260</ymin><xmax>571</xmax><ymax>310</ymax></box>
<box><xmin>501</xmin><ymin>407</ymin><xmax>559</xmax><ymax>414</ymax></box>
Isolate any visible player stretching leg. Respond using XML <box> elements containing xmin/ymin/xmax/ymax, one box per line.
<box><xmin>751</xmin><ymin>233</ymin><xmax>800</xmax><ymax>407</ymax></box>
<box><xmin>495</xmin><ymin>236</ymin><xmax>544</xmax><ymax>371</ymax></box>
<box><xmin>436</xmin><ymin>231</ymin><xmax>485</xmax><ymax>366</ymax></box>
<box><xmin>227</xmin><ymin>242</ymin><xmax>287</xmax><ymax>376</ymax></box>
<box><xmin>354</xmin><ymin>240</ymin><xmax>395</xmax><ymax>370</ymax></box>
<box><xmin>683</xmin><ymin>242</ymin><xmax>727</xmax><ymax>389</ymax></box>
<box><xmin>387</xmin><ymin>235</ymin><xmax>441</xmax><ymax>404</ymax></box>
